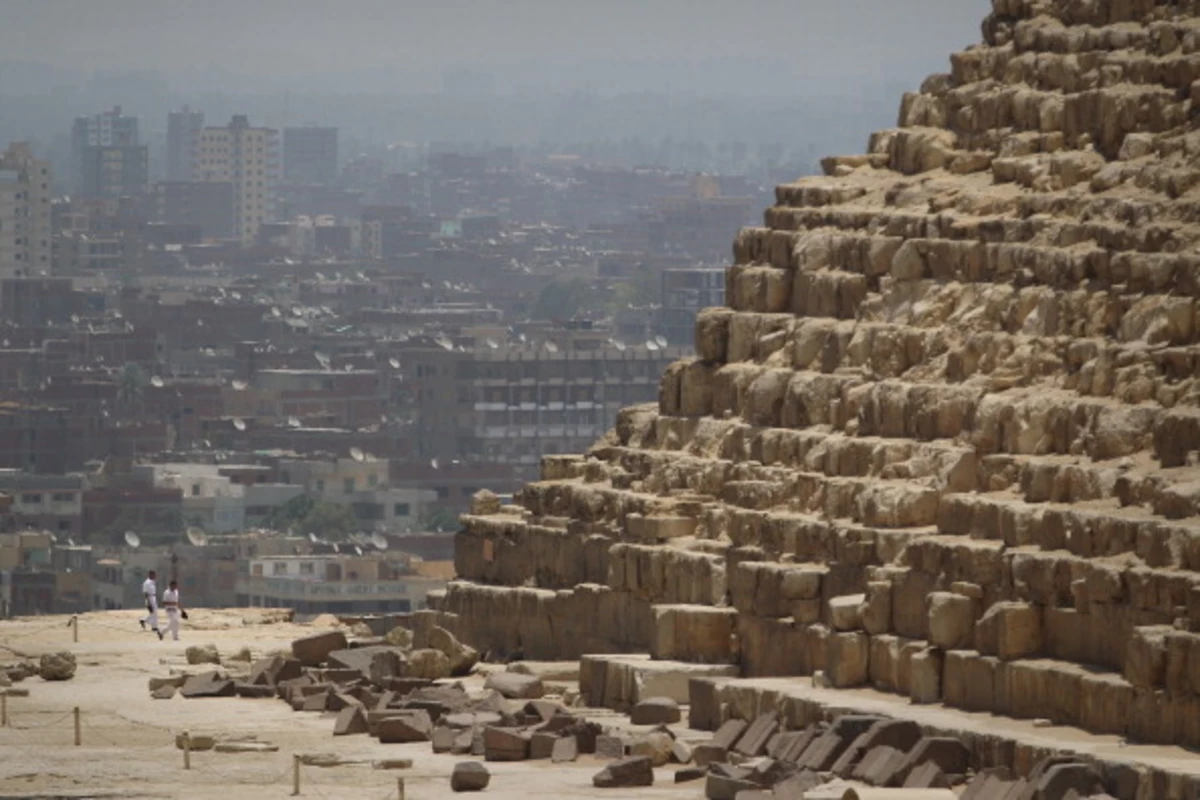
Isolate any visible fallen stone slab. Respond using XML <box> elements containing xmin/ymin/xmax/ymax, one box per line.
<box><xmin>214</xmin><ymin>741</ymin><xmax>279</xmax><ymax>753</ymax></box>
<box><xmin>372</xmin><ymin>758</ymin><xmax>414</xmax><ymax>770</ymax></box>
<box><xmin>179</xmin><ymin>672</ymin><xmax>236</xmax><ymax>699</ymax></box>
<box><xmin>249</xmin><ymin>654</ymin><xmax>303</xmax><ymax>686</ymax></box>
<box><xmin>530</xmin><ymin>731</ymin><xmax>558</xmax><ymax>760</ymax></box>
<box><xmin>176</xmin><ymin>733</ymin><xmax>214</xmax><ymax>751</ymax></box>
<box><xmin>835</xmin><ymin>719</ymin><xmax>922</xmax><ymax>778</ymax></box>
<box><xmin>484</xmin><ymin>672</ymin><xmax>544</xmax><ymax>699</ymax></box>
<box><xmin>234</xmin><ymin>682</ymin><xmax>275</xmax><ymax>698</ymax></box>
<box><xmin>675</xmin><ymin>766</ymin><xmax>705</xmax><ymax>783</ymax></box>
<box><xmin>300</xmin><ymin>753</ymin><xmax>361</xmax><ymax>768</ymax></box>
<box><xmin>377</xmin><ymin>710</ymin><xmax>433</xmax><ymax>743</ymax></box>
<box><xmin>334</xmin><ymin>705</ymin><xmax>369</xmax><ymax>736</ymax></box>
<box><xmin>631</xmin><ymin>696</ymin><xmax>682</xmax><ymax>725</ymax></box>
<box><xmin>445</xmin><ymin>711</ymin><xmax>503</xmax><ymax>729</ymax></box>
<box><xmin>902</xmin><ymin>761</ymin><xmax>950</xmax><ymax>788</ymax></box>
<box><xmin>629</xmin><ymin>730</ymin><xmax>674</xmax><ymax>767</ymax></box>
<box><xmin>593</xmin><ymin>755</ymin><xmax>654</xmax><ymax>788</ymax></box>
<box><xmin>885</xmin><ymin>737</ymin><xmax>969</xmax><ymax>787</ymax></box>
<box><xmin>430</xmin><ymin>626</ymin><xmax>480</xmax><ymax>677</ymax></box>
<box><xmin>551</xmin><ymin>736</ymin><xmax>578</xmax><ymax>763</ymax></box>
<box><xmin>734</xmin><ymin>712</ymin><xmax>780</xmax><ymax>757</ymax></box>
<box><xmin>693</xmin><ymin>743</ymin><xmax>728</xmax><ymax>767</ymax></box>
<box><xmin>301</xmin><ymin>690</ymin><xmax>331</xmax><ymax>712</ymax></box>
<box><xmin>796</xmin><ymin>715</ymin><xmax>881</xmax><ymax>771</ymax></box>
<box><xmin>151</xmin><ymin>685</ymin><xmax>177</xmax><ymax>700</ymax></box>
<box><xmin>292</xmin><ymin>631</ymin><xmax>348</xmax><ymax>667</ymax></box>
<box><xmin>772</xmin><ymin>770</ymin><xmax>822</xmax><ymax>798</ymax></box>
<box><xmin>671</xmin><ymin>739</ymin><xmax>693</xmax><ymax>764</ymax></box>
<box><xmin>596</xmin><ymin>734</ymin><xmax>627</xmax><ymax>759</ymax></box>
<box><xmin>451</xmin><ymin>760</ymin><xmax>491</xmax><ymax>792</ymax></box>
<box><xmin>148</xmin><ymin>675</ymin><xmax>187</xmax><ymax>691</ymax></box>
<box><xmin>483</xmin><ymin>726</ymin><xmax>530</xmax><ymax>761</ymax></box>
<box><xmin>711</xmin><ymin>719</ymin><xmax>748</xmax><ymax>750</ymax></box>
<box><xmin>704</xmin><ymin>764</ymin><xmax>757</xmax><ymax>800</ymax></box>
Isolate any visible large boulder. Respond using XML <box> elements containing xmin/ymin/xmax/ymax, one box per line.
<box><xmin>38</xmin><ymin>652</ymin><xmax>77</xmax><ymax>681</ymax></box>
<box><xmin>292</xmin><ymin>630</ymin><xmax>348</xmax><ymax>667</ymax></box>
<box><xmin>484</xmin><ymin>672</ymin><xmax>544</xmax><ymax>699</ymax></box>
<box><xmin>630</xmin><ymin>697</ymin><xmax>681</xmax><ymax>725</ymax></box>
<box><xmin>593</xmin><ymin>756</ymin><xmax>654</xmax><ymax>788</ymax></box>
<box><xmin>428</xmin><ymin>626</ymin><xmax>479</xmax><ymax>676</ymax></box>
<box><xmin>185</xmin><ymin>644</ymin><xmax>221</xmax><ymax>665</ymax></box>
<box><xmin>450</xmin><ymin>761</ymin><xmax>491</xmax><ymax>792</ymax></box>
<box><xmin>405</xmin><ymin>649</ymin><xmax>451</xmax><ymax>680</ymax></box>
<box><xmin>179</xmin><ymin>671</ymin><xmax>236</xmax><ymax>698</ymax></box>
<box><xmin>384</xmin><ymin>626</ymin><xmax>414</xmax><ymax>649</ymax></box>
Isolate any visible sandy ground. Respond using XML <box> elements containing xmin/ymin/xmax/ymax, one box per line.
<box><xmin>0</xmin><ymin>609</ymin><xmax>704</xmax><ymax>800</ymax></box>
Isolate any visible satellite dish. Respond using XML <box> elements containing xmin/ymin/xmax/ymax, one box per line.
<box><xmin>544</xmin><ymin>341</ymin><xmax>558</xmax><ymax>353</ymax></box>
<box><xmin>646</xmin><ymin>339</ymin><xmax>660</xmax><ymax>351</ymax></box>
<box><xmin>230</xmin><ymin>291</ymin><xmax>242</xmax><ymax>300</ymax></box>
<box><xmin>612</xmin><ymin>339</ymin><xmax>627</xmax><ymax>352</ymax></box>
<box><xmin>67</xmin><ymin>537</ymin><xmax>76</xmax><ymax>547</ymax></box>
<box><xmin>124</xmin><ymin>531</ymin><xmax>141</xmax><ymax>548</ymax></box>
<box><xmin>371</xmin><ymin>533</ymin><xmax>389</xmax><ymax>551</ymax></box>
<box><xmin>350</xmin><ymin>447</ymin><xmax>365</xmax><ymax>462</ymax></box>
<box><xmin>388</xmin><ymin>357</ymin><xmax>400</xmax><ymax>369</ymax></box>
<box><xmin>332</xmin><ymin>543</ymin><xmax>340</xmax><ymax>553</ymax></box>
<box><xmin>232</xmin><ymin>418</ymin><xmax>246</xmax><ymax>431</ymax></box>
<box><xmin>354</xmin><ymin>545</ymin><xmax>363</xmax><ymax>556</ymax></box>
<box><xmin>436</xmin><ymin>337</ymin><xmax>454</xmax><ymax>351</ymax></box>
<box><xmin>291</xmin><ymin>306</ymin><xmax>303</xmax><ymax>317</ymax></box>
<box><xmin>655</xmin><ymin>335</ymin><xmax>668</xmax><ymax>348</ymax></box>
<box><xmin>271</xmin><ymin>306</ymin><xmax>282</xmax><ymax>318</ymax></box>
<box><xmin>187</xmin><ymin>527</ymin><xmax>208</xmax><ymax>546</ymax></box>
<box><xmin>231</xmin><ymin>379</ymin><xmax>248</xmax><ymax>390</ymax></box>
<box><xmin>308</xmin><ymin>532</ymin><xmax>319</xmax><ymax>543</ymax></box>
<box><xmin>430</xmin><ymin>458</ymin><xmax>439</xmax><ymax>470</ymax></box>
<box><xmin>288</xmin><ymin>416</ymin><xmax>301</xmax><ymax>428</ymax></box>
<box><xmin>485</xmin><ymin>338</ymin><xmax>499</xmax><ymax>350</ymax></box>
<box><xmin>150</xmin><ymin>375</ymin><xmax>164</xmax><ymax>388</ymax></box>
<box><xmin>343</xmin><ymin>363</ymin><xmax>353</xmax><ymax>372</ymax></box>
<box><xmin>518</xmin><ymin>332</ymin><xmax>527</xmax><ymax>343</ymax></box>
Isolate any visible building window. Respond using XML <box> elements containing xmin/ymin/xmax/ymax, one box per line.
<box><xmin>344</xmin><ymin>477</ymin><xmax>355</xmax><ymax>494</ymax></box>
<box><xmin>272</xmin><ymin>562</ymin><xmax>288</xmax><ymax>575</ymax></box>
<box><xmin>252</xmin><ymin>563</ymin><xmax>263</xmax><ymax>576</ymax></box>
<box><xmin>435</xmin><ymin>487</ymin><xmax>449</xmax><ymax>500</ymax></box>
<box><xmin>316</xmin><ymin>479</ymin><xmax>325</xmax><ymax>493</ymax></box>
<box><xmin>393</xmin><ymin>503</ymin><xmax>410</xmax><ymax>517</ymax></box>
<box><xmin>299</xmin><ymin>562</ymin><xmax>314</xmax><ymax>575</ymax></box>
<box><xmin>368</xmin><ymin>473</ymin><xmax>378</xmax><ymax>487</ymax></box>
<box><xmin>192</xmin><ymin>484</ymin><xmax>201</xmax><ymax>496</ymax></box>
<box><xmin>21</xmin><ymin>493</ymin><xmax>41</xmax><ymax>504</ymax></box>
<box><xmin>51</xmin><ymin>492</ymin><xmax>73</xmax><ymax>503</ymax></box>
<box><xmin>58</xmin><ymin>520</ymin><xmax>70</xmax><ymax>531</ymax></box>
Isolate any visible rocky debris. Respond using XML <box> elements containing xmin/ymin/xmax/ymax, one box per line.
<box><xmin>384</xmin><ymin>626</ymin><xmax>414</xmax><ymax>648</ymax></box>
<box><xmin>450</xmin><ymin>761</ymin><xmax>490</xmax><ymax>792</ymax></box>
<box><xmin>179</xmin><ymin>672</ymin><xmax>236</xmax><ymax>699</ymax></box>
<box><xmin>291</xmin><ymin>631</ymin><xmax>347</xmax><ymax>667</ymax></box>
<box><xmin>405</xmin><ymin>649</ymin><xmax>451</xmax><ymax>680</ymax></box>
<box><xmin>630</xmin><ymin>696</ymin><xmax>680</xmax><ymax>725</ymax></box>
<box><xmin>482</xmin><ymin>726</ymin><xmax>529</xmax><ymax>761</ymax></box>
<box><xmin>377</xmin><ymin>711</ymin><xmax>434</xmax><ymax>744</ymax></box>
<box><xmin>551</xmin><ymin>736</ymin><xmax>578</xmax><ymax>763</ymax></box>
<box><xmin>629</xmin><ymin>730</ymin><xmax>674</xmax><ymax>767</ymax></box>
<box><xmin>333</xmin><ymin>706</ymin><xmax>369</xmax><ymax>736</ymax></box>
<box><xmin>234</xmin><ymin>683</ymin><xmax>275</xmax><ymax>698</ymax></box>
<box><xmin>151</xmin><ymin>685</ymin><xmax>177</xmax><ymax>700</ymax></box>
<box><xmin>185</xmin><ymin>644</ymin><xmax>221</xmax><ymax>665</ymax></box>
<box><xmin>593</xmin><ymin>755</ymin><xmax>653</xmax><ymax>788</ymax></box>
<box><xmin>38</xmin><ymin>652</ymin><xmax>76</xmax><ymax>681</ymax></box>
<box><xmin>428</xmin><ymin>627</ymin><xmax>479</xmax><ymax>677</ymax></box>
<box><xmin>249</xmin><ymin>654</ymin><xmax>302</xmax><ymax>686</ymax></box>
<box><xmin>483</xmin><ymin>672</ymin><xmax>544</xmax><ymax>700</ymax></box>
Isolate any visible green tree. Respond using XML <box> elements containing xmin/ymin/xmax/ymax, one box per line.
<box><xmin>116</xmin><ymin>362</ymin><xmax>148</xmax><ymax>410</ymax></box>
<box><xmin>419</xmin><ymin>507</ymin><xmax>461</xmax><ymax>533</ymax></box>
<box><xmin>298</xmin><ymin>502</ymin><xmax>357</xmax><ymax>539</ymax></box>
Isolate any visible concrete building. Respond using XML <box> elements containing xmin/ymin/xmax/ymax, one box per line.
<box><xmin>658</xmin><ymin>267</ymin><xmax>726</xmax><ymax>346</ymax></box>
<box><xmin>70</xmin><ymin>106</ymin><xmax>139</xmax><ymax>195</ymax></box>
<box><xmin>408</xmin><ymin>341</ymin><xmax>686</xmax><ymax>477</ymax></box>
<box><xmin>79</xmin><ymin>144</ymin><xmax>149</xmax><ymax>201</ymax></box>
<box><xmin>154</xmin><ymin>180</ymin><xmax>235</xmax><ymax>239</ymax></box>
<box><xmin>0</xmin><ymin>143</ymin><xmax>52</xmax><ymax>280</ymax></box>
<box><xmin>166</xmin><ymin>106</ymin><xmax>204</xmax><ymax>181</ymax></box>
<box><xmin>235</xmin><ymin>553</ymin><xmax>443</xmax><ymax>614</ymax></box>
<box><xmin>195</xmin><ymin>115</ymin><xmax>279</xmax><ymax>244</ymax></box>
<box><xmin>283</xmin><ymin>127</ymin><xmax>338</xmax><ymax>185</ymax></box>
<box><xmin>277</xmin><ymin>457</ymin><xmax>433</xmax><ymax>531</ymax></box>
<box><xmin>0</xmin><ymin>472</ymin><xmax>84</xmax><ymax>536</ymax></box>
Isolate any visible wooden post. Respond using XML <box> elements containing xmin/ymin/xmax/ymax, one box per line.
<box><xmin>72</xmin><ymin>616</ymin><xmax>78</xmax><ymax>643</ymax></box>
<box><xmin>397</xmin><ymin>777</ymin><xmax>406</xmax><ymax>799</ymax></box>
<box><xmin>73</xmin><ymin>706</ymin><xmax>81</xmax><ymax>746</ymax></box>
<box><xmin>1</xmin><ymin>693</ymin><xmax>7</xmax><ymax>727</ymax></box>
<box><xmin>292</xmin><ymin>754</ymin><xmax>300</xmax><ymax>795</ymax></box>
<box><xmin>182</xmin><ymin>731</ymin><xmax>191</xmax><ymax>770</ymax></box>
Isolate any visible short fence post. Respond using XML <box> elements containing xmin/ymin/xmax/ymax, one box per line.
<box><xmin>73</xmin><ymin>706</ymin><xmax>81</xmax><ymax>746</ymax></box>
<box><xmin>182</xmin><ymin>731</ymin><xmax>191</xmax><ymax>770</ymax></box>
<box><xmin>292</xmin><ymin>753</ymin><xmax>300</xmax><ymax>795</ymax></box>
<box><xmin>72</xmin><ymin>615</ymin><xmax>78</xmax><ymax>643</ymax></box>
<box><xmin>397</xmin><ymin>777</ymin><xmax>406</xmax><ymax>799</ymax></box>
<box><xmin>1</xmin><ymin>693</ymin><xmax>7</xmax><ymax>726</ymax></box>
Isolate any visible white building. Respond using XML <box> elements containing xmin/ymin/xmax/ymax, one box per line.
<box><xmin>194</xmin><ymin>115</ymin><xmax>279</xmax><ymax>244</ymax></box>
<box><xmin>0</xmin><ymin>143</ymin><xmax>52</xmax><ymax>280</ymax></box>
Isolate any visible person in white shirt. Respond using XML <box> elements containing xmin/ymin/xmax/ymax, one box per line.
<box><xmin>139</xmin><ymin>570</ymin><xmax>164</xmax><ymax>640</ymax></box>
<box><xmin>161</xmin><ymin>580</ymin><xmax>185</xmax><ymax>642</ymax></box>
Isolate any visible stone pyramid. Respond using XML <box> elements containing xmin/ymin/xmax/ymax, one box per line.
<box><xmin>439</xmin><ymin>0</ymin><xmax>1200</xmax><ymax>750</ymax></box>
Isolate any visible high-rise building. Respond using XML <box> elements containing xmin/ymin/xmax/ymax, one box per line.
<box><xmin>71</xmin><ymin>106</ymin><xmax>140</xmax><ymax>195</ymax></box>
<box><xmin>0</xmin><ymin>143</ymin><xmax>52</xmax><ymax>280</ymax></box>
<box><xmin>283</xmin><ymin>127</ymin><xmax>338</xmax><ymax>185</ymax></box>
<box><xmin>166</xmin><ymin>106</ymin><xmax>204</xmax><ymax>181</ymax></box>
<box><xmin>79</xmin><ymin>144</ymin><xmax>149</xmax><ymax>201</ymax></box>
<box><xmin>195</xmin><ymin>115</ymin><xmax>279</xmax><ymax>244</ymax></box>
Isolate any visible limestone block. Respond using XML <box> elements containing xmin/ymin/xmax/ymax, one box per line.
<box><xmin>695</xmin><ymin>308</ymin><xmax>733</xmax><ymax>363</ymax></box>
<box><xmin>975</xmin><ymin>601</ymin><xmax>1043</xmax><ymax>660</ymax></box>
<box><xmin>927</xmin><ymin>592</ymin><xmax>976</xmax><ymax>651</ymax></box>
<box><xmin>829</xmin><ymin>594</ymin><xmax>866</xmax><ymax>631</ymax></box>
<box><xmin>650</xmin><ymin>605</ymin><xmax>737</xmax><ymax>664</ymax></box>
<box><xmin>826</xmin><ymin>632</ymin><xmax>870</xmax><ymax>688</ymax></box>
<box><xmin>681</xmin><ymin>360</ymin><xmax>719</xmax><ymax>417</ymax></box>
<box><xmin>1125</xmin><ymin>625</ymin><xmax>1173</xmax><ymax>689</ymax></box>
<box><xmin>909</xmin><ymin>648</ymin><xmax>943</xmax><ymax>705</ymax></box>
<box><xmin>292</xmin><ymin>630</ymin><xmax>348</xmax><ymax>667</ymax></box>
<box><xmin>860</xmin><ymin>582</ymin><xmax>893</xmax><ymax>636</ymax></box>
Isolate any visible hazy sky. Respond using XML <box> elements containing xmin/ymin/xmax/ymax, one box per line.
<box><xmin>2</xmin><ymin>0</ymin><xmax>986</xmax><ymax>86</ymax></box>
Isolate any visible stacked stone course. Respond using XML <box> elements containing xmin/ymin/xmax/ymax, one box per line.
<box><xmin>440</xmin><ymin>0</ymin><xmax>1200</xmax><ymax>757</ymax></box>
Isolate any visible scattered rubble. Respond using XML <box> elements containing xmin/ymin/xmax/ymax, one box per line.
<box><xmin>38</xmin><ymin>652</ymin><xmax>76</xmax><ymax>681</ymax></box>
<box><xmin>450</xmin><ymin>761</ymin><xmax>490</xmax><ymax>792</ymax></box>
<box><xmin>185</xmin><ymin>644</ymin><xmax>221</xmax><ymax>665</ymax></box>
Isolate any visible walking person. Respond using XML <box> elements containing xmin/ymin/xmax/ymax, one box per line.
<box><xmin>161</xmin><ymin>580</ymin><xmax>185</xmax><ymax>642</ymax></box>
<box><xmin>139</xmin><ymin>570</ymin><xmax>164</xmax><ymax>640</ymax></box>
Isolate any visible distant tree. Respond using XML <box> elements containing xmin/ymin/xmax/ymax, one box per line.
<box><xmin>116</xmin><ymin>362</ymin><xmax>148</xmax><ymax>410</ymax></box>
<box><xmin>418</xmin><ymin>507</ymin><xmax>461</xmax><ymax>533</ymax></box>
<box><xmin>531</xmin><ymin>278</ymin><xmax>594</xmax><ymax>320</ymax></box>
<box><xmin>298</xmin><ymin>502</ymin><xmax>357</xmax><ymax>539</ymax></box>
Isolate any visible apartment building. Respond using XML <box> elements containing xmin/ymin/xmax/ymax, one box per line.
<box><xmin>282</xmin><ymin>126</ymin><xmax>338</xmax><ymax>185</ymax></box>
<box><xmin>658</xmin><ymin>267</ymin><xmax>726</xmax><ymax>346</ymax></box>
<box><xmin>0</xmin><ymin>143</ymin><xmax>52</xmax><ymax>280</ymax></box>
<box><xmin>236</xmin><ymin>552</ymin><xmax>442</xmax><ymax>614</ymax></box>
<box><xmin>166</xmin><ymin>106</ymin><xmax>204</xmax><ymax>181</ymax></box>
<box><xmin>194</xmin><ymin>115</ymin><xmax>279</xmax><ymax>244</ymax></box>
<box><xmin>70</xmin><ymin>107</ymin><xmax>139</xmax><ymax>195</ymax></box>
